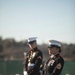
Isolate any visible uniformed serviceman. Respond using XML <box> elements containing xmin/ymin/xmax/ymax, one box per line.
<box><xmin>44</xmin><ymin>40</ymin><xmax>64</xmax><ymax>75</ymax></box>
<box><xmin>25</xmin><ymin>37</ymin><xmax>43</xmax><ymax>75</ymax></box>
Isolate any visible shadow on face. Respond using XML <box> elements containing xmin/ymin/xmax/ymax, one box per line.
<box><xmin>28</xmin><ymin>42</ymin><xmax>37</xmax><ymax>49</ymax></box>
<box><xmin>48</xmin><ymin>47</ymin><xmax>59</xmax><ymax>55</ymax></box>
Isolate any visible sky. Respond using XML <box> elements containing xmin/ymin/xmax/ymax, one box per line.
<box><xmin>0</xmin><ymin>0</ymin><xmax>75</xmax><ymax>44</ymax></box>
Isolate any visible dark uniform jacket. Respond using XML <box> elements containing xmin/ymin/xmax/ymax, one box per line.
<box><xmin>25</xmin><ymin>47</ymin><xmax>43</xmax><ymax>75</ymax></box>
<box><xmin>44</xmin><ymin>54</ymin><xmax>64</xmax><ymax>75</ymax></box>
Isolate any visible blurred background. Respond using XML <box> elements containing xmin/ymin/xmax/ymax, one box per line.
<box><xmin>0</xmin><ymin>0</ymin><xmax>75</xmax><ymax>75</ymax></box>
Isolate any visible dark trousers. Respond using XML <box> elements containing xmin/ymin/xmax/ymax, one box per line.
<box><xmin>28</xmin><ymin>71</ymin><xmax>40</xmax><ymax>75</ymax></box>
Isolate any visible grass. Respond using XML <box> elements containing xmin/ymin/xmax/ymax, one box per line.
<box><xmin>61</xmin><ymin>61</ymin><xmax>75</xmax><ymax>75</ymax></box>
<box><xmin>0</xmin><ymin>60</ymin><xmax>75</xmax><ymax>75</ymax></box>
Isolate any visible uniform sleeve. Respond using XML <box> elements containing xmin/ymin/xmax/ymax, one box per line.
<box><xmin>52</xmin><ymin>59</ymin><xmax>64</xmax><ymax>75</ymax></box>
<box><xmin>31</xmin><ymin>51</ymin><xmax>43</xmax><ymax>71</ymax></box>
<box><xmin>35</xmin><ymin>51</ymin><xmax>43</xmax><ymax>67</ymax></box>
<box><xmin>28</xmin><ymin>51</ymin><xmax>43</xmax><ymax>74</ymax></box>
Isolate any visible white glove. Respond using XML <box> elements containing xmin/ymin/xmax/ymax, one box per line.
<box><xmin>23</xmin><ymin>71</ymin><xmax>28</xmax><ymax>75</ymax></box>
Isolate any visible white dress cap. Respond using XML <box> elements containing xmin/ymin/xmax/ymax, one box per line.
<box><xmin>49</xmin><ymin>40</ymin><xmax>61</xmax><ymax>47</ymax></box>
<box><xmin>28</xmin><ymin>37</ymin><xmax>37</xmax><ymax>43</ymax></box>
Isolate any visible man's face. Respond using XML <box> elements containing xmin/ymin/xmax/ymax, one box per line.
<box><xmin>28</xmin><ymin>42</ymin><xmax>36</xmax><ymax>49</ymax></box>
<box><xmin>48</xmin><ymin>47</ymin><xmax>59</xmax><ymax>55</ymax></box>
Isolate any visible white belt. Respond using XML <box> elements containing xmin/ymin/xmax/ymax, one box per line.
<box><xmin>28</xmin><ymin>63</ymin><xmax>35</xmax><ymax>67</ymax></box>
